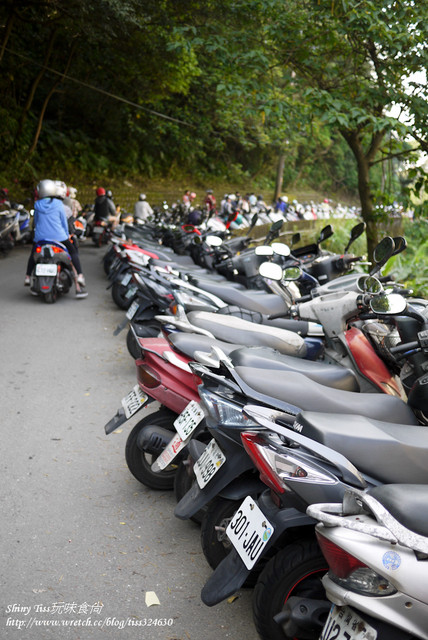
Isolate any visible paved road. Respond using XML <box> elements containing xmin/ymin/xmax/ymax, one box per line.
<box><xmin>0</xmin><ymin>243</ymin><xmax>260</xmax><ymax>640</ymax></box>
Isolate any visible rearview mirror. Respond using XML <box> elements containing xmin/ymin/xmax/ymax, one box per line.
<box><xmin>270</xmin><ymin>219</ymin><xmax>284</xmax><ymax>233</ymax></box>
<box><xmin>370</xmin><ymin>293</ymin><xmax>407</xmax><ymax>315</ymax></box>
<box><xmin>271</xmin><ymin>242</ymin><xmax>291</xmax><ymax>257</ymax></box>
<box><xmin>317</xmin><ymin>224</ymin><xmax>333</xmax><ymax>244</ymax></box>
<box><xmin>344</xmin><ymin>222</ymin><xmax>366</xmax><ymax>252</ymax></box>
<box><xmin>371</xmin><ymin>236</ymin><xmax>395</xmax><ymax>274</ymax></box>
<box><xmin>357</xmin><ymin>275</ymin><xmax>383</xmax><ymax>294</ymax></box>
<box><xmin>392</xmin><ymin>236</ymin><xmax>407</xmax><ymax>256</ymax></box>
<box><xmin>205</xmin><ymin>235</ymin><xmax>223</xmax><ymax>247</ymax></box>
<box><xmin>255</xmin><ymin>245</ymin><xmax>274</xmax><ymax>256</ymax></box>
<box><xmin>259</xmin><ymin>262</ymin><xmax>283</xmax><ymax>281</ymax></box>
<box><xmin>291</xmin><ymin>232</ymin><xmax>301</xmax><ymax>247</ymax></box>
<box><xmin>283</xmin><ymin>267</ymin><xmax>302</xmax><ymax>281</ymax></box>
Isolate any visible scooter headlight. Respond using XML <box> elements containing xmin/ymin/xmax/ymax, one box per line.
<box><xmin>198</xmin><ymin>388</ymin><xmax>258</xmax><ymax>427</ymax></box>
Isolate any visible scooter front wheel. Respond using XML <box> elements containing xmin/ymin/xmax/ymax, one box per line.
<box><xmin>125</xmin><ymin>409</ymin><xmax>177</xmax><ymax>490</ymax></box>
<box><xmin>253</xmin><ymin>540</ymin><xmax>328</xmax><ymax>640</ymax></box>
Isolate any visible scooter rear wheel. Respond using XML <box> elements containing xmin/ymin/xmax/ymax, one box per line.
<box><xmin>200</xmin><ymin>497</ymin><xmax>238</xmax><ymax>567</ymax></box>
<box><xmin>43</xmin><ymin>289</ymin><xmax>57</xmax><ymax>304</ymax></box>
<box><xmin>111</xmin><ymin>281</ymin><xmax>132</xmax><ymax>310</ymax></box>
<box><xmin>253</xmin><ymin>540</ymin><xmax>328</xmax><ymax>640</ymax></box>
<box><xmin>125</xmin><ymin>408</ymin><xmax>177</xmax><ymax>490</ymax></box>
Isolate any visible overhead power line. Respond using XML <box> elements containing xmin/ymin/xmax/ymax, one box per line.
<box><xmin>4</xmin><ymin>46</ymin><xmax>197</xmax><ymax>129</ymax></box>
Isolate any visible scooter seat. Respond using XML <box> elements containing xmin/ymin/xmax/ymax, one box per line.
<box><xmin>187</xmin><ymin>311</ymin><xmax>307</xmax><ymax>358</ymax></box>
<box><xmin>168</xmin><ymin>332</ymin><xmax>242</xmax><ymax>359</ymax></box>
<box><xmin>229</xmin><ymin>348</ymin><xmax>359</xmax><ymax>391</ymax></box>
<box><xmin>187</xmin><ymin>280</ymin><xmax>289</xmax><ymax>315</ymax></box>
<box><xmin>234</xmin><ymin>368</ymin><xmax>417</xmax><ymax>425</ymax></box>
<box><xmin>295</xmin><ymin>411</ymin><xmax>426</xmax><ymax>485</ymax></box>
<box><xmin>366</xmin><ymin>484</ymin><xmax>428</xmax><ymax>538</ymax></box>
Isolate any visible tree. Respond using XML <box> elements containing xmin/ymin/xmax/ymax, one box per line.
<box><xmin>173</xmin><ymin>0</ymin><xmax>427</xmax><ymax>256</ymax></box>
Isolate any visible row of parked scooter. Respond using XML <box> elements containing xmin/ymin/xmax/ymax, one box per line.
<box><xmin>101</xmin><ymin>214</ymin><xmax>428</xmax><ymax>640</ymax></box>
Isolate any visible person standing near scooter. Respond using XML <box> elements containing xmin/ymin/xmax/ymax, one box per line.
<box><xmin>24</xmin><ymin>179</ymin><xmax>88</xmax><ymax>298</ymax></box>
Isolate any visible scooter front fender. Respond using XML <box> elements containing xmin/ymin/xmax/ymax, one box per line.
<box><xmin>174</xmin><ymin>446</ymin><xmax>255</xmax><ymax>520</ymax></box>
<box><xmin>201</xmin><ymin>505</ymin><xmax>315</xmax><ymax>606</ymax></box>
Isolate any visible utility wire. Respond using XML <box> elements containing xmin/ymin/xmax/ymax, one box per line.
<box><xmin>4</xmin><ymin>46</ymin><xmax>198</xmax><ymax>129</ymax></box>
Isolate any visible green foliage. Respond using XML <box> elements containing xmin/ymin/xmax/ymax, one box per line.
<box><xmin>0</xmin><ymin>0</ymin><xmax>427</xmax><ymax>223</ymax></box>
<box><xmin>385</xmin><ymin>220</ymin><xmax>428</xmax><ymax>298</ymax></box>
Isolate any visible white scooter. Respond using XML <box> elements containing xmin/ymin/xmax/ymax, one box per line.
<box><xmin>305</xmin><ymin>484</ymin><xmax>428</xmax><ymax>640</ymax></box>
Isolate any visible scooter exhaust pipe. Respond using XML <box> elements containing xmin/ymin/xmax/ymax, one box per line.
<box><xmin>136</xmin><ymin>425</ymin><xmax>176</xmax><ymax>456</ymax></box>
<box><xmin>274</xmin><ymin>596</ymin><xmax>329</xmax><ymax>640</ymax></box>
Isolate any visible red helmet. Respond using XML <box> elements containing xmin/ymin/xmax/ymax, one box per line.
<box><xmin>96</xmin><ymin>187</ymin><xmax>105</xmax><ymax>197</ymax></box>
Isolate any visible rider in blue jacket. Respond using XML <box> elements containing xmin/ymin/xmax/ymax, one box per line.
<box><xmin>24</xmin><ymin>179</ymin><xmax>88</xmax><ymax>298</ymax></box>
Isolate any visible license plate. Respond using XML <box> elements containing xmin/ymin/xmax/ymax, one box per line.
<box><xmin>320</xmin><ymin>606</ymin><xmax>377</xmax><ymax>640</ymax></box>
<box><xmin>121</xmin><ymin>385</ymin><xmax>148</xmax><ymax>419</ymax></box>
<box><xmin>226</xmin><ymin>496</ymin><xmax>274</xmax><ymax>570</ymax></box>
<box><xmin>121</xmin><ymin>272</ymin><xmax>132</xmax><ymax>286</ymax></box>
<box><xmin>194</xmin><ymin>439</ymin><xmax>226</xmax><ymax>489</ymax></box>
<box><xmin>126</xmin><ymin>300</ymin><xmax>140</xmax><ymax>320</ymax></box>
<box><xmin>173</xmin><ymin>401</ymin><xmax>204</xmax><ymax>440</ymax></box>
<box><xmin>125</xmin><ymin>285</ymin><xmax>138</xmax><ymax>299</ymax></box>
<box><xmin>151</xmin><ymin>432</ymin><xmax>186</xmax><ymax>472</ymax></box>
<box><xmin>35</xmin><ymin>263</ymin><xmax>57</xmax><ymax>276</ymax></box>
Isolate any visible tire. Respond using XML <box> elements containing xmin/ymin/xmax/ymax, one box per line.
<box><xmin>103</xmin><ymin>247</ymin><xmax>116</xmax><ymax>274</ymax></box>
<box><xmin>200</xmin><ymin>497</ymin><xmax>240</xmax><ymax>568</ymax></box>
<box><xmin>111</xmin><ymin>280</ymin><xmax>132</xmax><ymax>310</ymax></box>
<box><xmin>126</xmin><ymin>328</ymin><xmax>141</xmax><ymax>360</ymax></box>
<box><xmin>43</xmin><ymin>289</ymin><xmax>57</xmax><ymax>304</ymax></box>
<box><xmin>253</xmin><ymin>540</ymin><xmax>328</xmax><ymax>640</ymax></box>
<box><xmin>174</xmin><ymin>459</ymin><xmax>207</xmax><ymax>526</ymax></box>
<box><xmin>125</xmin><ymin>408</ymin><xmax>178</xmax><ymax>490</ymax></box>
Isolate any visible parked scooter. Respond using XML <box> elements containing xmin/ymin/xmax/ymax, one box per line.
<box><xmin>195</xmin><ymin>375</ymin><xmax>427</xmax><ymax>635</ymax></box>
<box><xmin>298</xmin><ymin>484</ymin><xmax>428</xmax><ymax>640</ymax></box>
<box><xmin>103</xmin><ymin>238</ymin><xmax>419</xmax><ymax>499</ymax></box>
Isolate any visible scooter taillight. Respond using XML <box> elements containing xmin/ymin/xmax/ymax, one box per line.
<box><xmin>316</xmin><ymin>530</ymin><xmax>396</xmax><ymax>596</ymax></box>
<box><xmin>316</xmin><ymin>531</ymin><xmax>365</xmax><ymax>579</ymax></box>
<box><xmin>52</xmin><ymin>246</ymin><xmax>64</xmax><ymax>253</ymax></box>
<box><xmin>241</xmin><ymin>432</ymin><xmax>286</xmax><ymax>495</ymax></box>
<box><xmin>137</xmin><ymin>364</ymin><xmax>161</xmax><ymax>389</ymax></box>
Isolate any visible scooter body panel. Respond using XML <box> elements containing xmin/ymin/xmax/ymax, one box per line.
<box><xmin>344</xmin><ymin>326</ymin><xmax>403</xmax><ymax>396</ymax></box>
<box><xmin>136</xmin><ymin>338</ymin><xmax>200</xmax><ymax>414</ymax></box>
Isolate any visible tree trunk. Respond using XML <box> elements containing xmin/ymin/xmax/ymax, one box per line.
<box><xmin>0</xmin><ymin>9</ymin><xmax>15</xmax><ymax>66</ymax></box>
<box><xmin>16</xmin><ymin>28</ymin><xmax>58</xmax><ymax>142</ymax></box>
<box><xmin>341</xmin><ymin>128</ymin><xmax>403</xmax><ymax>261</ymax></box>
<box><xmin>273</xmin><ymin>151</ymin><xmax>286</xmax><ymax>202</ymax></box>
<box><xmin>26</xmin><ymin>41</ymin><xmax>77</xmax><ymax>158</ymax></box>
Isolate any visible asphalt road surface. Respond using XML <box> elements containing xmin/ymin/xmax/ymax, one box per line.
<box><xmin>0</xmin><ymin>242</ymin><xmax>260</xmax><ymax>640</ymax></box>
